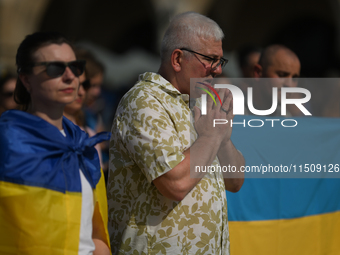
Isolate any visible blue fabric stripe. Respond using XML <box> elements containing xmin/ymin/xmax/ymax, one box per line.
<box><xmin>227</xmin><ymin>178</ymin><xmax>340</xmax><ymax>221</ymax></box>
<box><xmin>227</xmin><ymin>116</ymin><xmax>340</xmax><ymax>221</ymax></box>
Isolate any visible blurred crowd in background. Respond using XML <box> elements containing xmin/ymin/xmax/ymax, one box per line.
<box><xmin>2</xmin><ymin>0</ymin><xmax>340</xmax><ymax>173</ymax></box>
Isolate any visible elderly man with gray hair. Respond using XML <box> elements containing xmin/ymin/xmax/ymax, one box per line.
<box><xmin>107</xmin><ymin>12</ymin><xmax>244</xmax><ymax>254</ymax></box>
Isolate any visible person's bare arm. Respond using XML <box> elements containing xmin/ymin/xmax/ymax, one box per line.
<box><xmin>215</xmin><ymin>89</ymin><xmax>245</xmax><ymax>192</ymax></box>
<box><xmin>153</xmin><ymin>93</ymin><xmax>231</xmax><ymax>201</ymax></box>
<box><xmin>218</xmin><ymin>139</ymin><xmax>245</xmax><ymax>192</ymax></box>
<box><xmin>93</xmin><ymin>239</ymin><xmax>110</xmax><ymax>255</ymax></box>
<box><xmin>92</xmin><ymin>204</ymin><xmax>111</xmax><ymax>255</ymax></box>
<box><xmin>153</xmin><ymin>137</ymin><xmax>220</xmax><ymax>201</ymax></box>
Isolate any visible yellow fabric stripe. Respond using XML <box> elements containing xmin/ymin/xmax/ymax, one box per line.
<box><xmin>0</xmin><ymin>180</ymin><xmax>81</xmax><ymax>255</ymax></box>
<box><xmin>229</xmin><ymin>211</ymin><xmax>340</xmax><ymax>255</ymax></box>
<box><xmin>94</xmin><ymin>169</ymin><xmax>111</xmax><ymax>251</ymax></box>
<box><xmin>65</xmin><ymin>189</ymin><xmax>82</xmax><ymax>254</ymax></box>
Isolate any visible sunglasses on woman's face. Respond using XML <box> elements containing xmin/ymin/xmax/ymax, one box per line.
<box><xmin>31</xmin><ymin>60</ymin><xmax>86</xmax><ymax>78</ymax></box>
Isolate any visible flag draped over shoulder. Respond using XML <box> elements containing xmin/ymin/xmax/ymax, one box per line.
<box><xmin>0</xmin><ymin>110</ymin><xmax>111</xmax><ymax>255</ymax></box>
<box><xmin>227</xmin><ymin>116</ymin><xmax>340</xmax><ymax>255</ymax></box>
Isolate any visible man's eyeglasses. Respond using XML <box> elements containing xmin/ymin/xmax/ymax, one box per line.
<box><xmin>180</xmin><ymin>48</ymin><xmax>228</xmax><ymax>70</ymax></box>
<box><xmin>28</xmin><ymin>60</ymin><xmax>86</xmax><ymax>78</ymax></box>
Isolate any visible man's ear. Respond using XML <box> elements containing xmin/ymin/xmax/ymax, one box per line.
<box><xmin>254</xmin><ymin>64</ymin><xmax>262</xmax><ymax>78</ymax></box>
<box><xmin>171</xmin><ymin>49</ymin><xmax>183</xmax><ymax>73</ymax></box>
<box><xmin>19</xmin><ymin>74</ymin><xmax>31</xmax><ymax>92</ymax></box>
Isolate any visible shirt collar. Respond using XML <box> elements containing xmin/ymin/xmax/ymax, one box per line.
<box><xmin>139</xmin><ymin>72</ymin><xmax>190</xmax><ymax>104</ymax></box>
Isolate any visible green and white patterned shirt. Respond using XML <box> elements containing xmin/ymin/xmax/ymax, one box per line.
<box><xmin>108</xmin><ymin>72</ymin><xmax>230</xmax><ymax>255</ymax></box>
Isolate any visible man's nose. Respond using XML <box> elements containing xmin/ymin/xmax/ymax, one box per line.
<box><xmin>211</xmin><ymin>64</ymin><xmax>223</xmax><ymax>77</ymax></box>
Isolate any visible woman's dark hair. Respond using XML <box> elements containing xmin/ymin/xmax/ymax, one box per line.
<box><xmin>14</xmin><ymin>31</ymin><xmax>74</xmax><ymax>111</ymax></box>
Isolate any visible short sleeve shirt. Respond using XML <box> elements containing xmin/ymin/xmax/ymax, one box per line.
<box><xmin>107</xmin><ymin>72</ymin><xmax>230</xmax><ymax>255</ymax></box>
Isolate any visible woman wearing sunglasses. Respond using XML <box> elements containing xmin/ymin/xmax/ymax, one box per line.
<box><xmin>0</xmin><ymin>32</ymin><xmax>111</xmax><ymax>255</ymax></box>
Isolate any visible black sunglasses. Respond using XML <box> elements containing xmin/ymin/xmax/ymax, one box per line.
<box><xmin>180</xmin><ymin>48</ymin><xmax>228</xmax><ymax>70</ymax></box>
<box><xmin>30</xmin><ymin>60</ymin><xmax>86</xmax><ymax>78</ymax></box>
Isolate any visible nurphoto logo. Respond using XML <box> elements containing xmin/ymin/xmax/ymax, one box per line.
<box><xmin>194</xmin><ymin>78</ymin><xmax>312</xmax><ymax>128</ymax></box>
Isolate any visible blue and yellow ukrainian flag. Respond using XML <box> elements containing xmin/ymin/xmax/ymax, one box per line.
<box><xmin>228</xmin><ymin>116</ymin><xmax>340</xmax><ymax>255</ymax></box>
<box><xmin>0</xmin><ymin>110</ymin><xmax>111</xmax><ymax>255</ymax></box>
